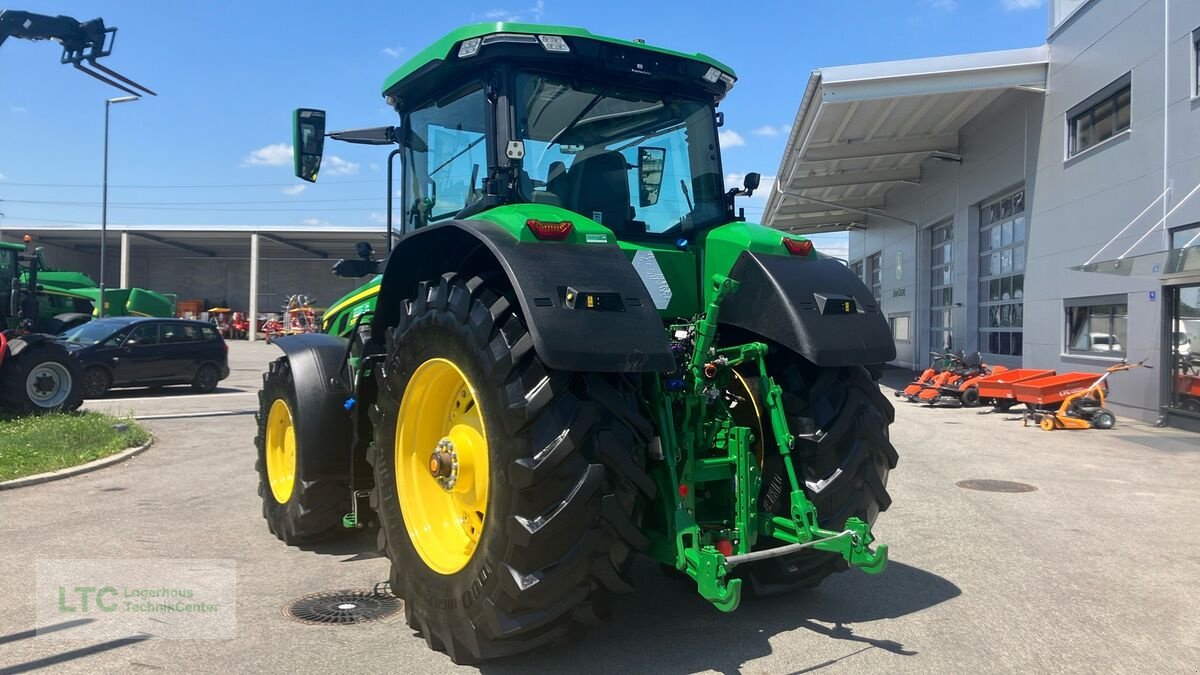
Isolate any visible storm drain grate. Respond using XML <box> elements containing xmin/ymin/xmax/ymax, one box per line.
<box><xmin>955</xmin><ymin>479</ymin><xmax>1037</xmax><ymax>493</ymax></box>
<box><xmin>284</xmin><ymin>588</ymin><xmax>402</xmax><ymax>626</ymax></box>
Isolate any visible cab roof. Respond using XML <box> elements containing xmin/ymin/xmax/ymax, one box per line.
<box><xmin>382</xmin><ymin>22</ymin><xmax>736</xmax><ymax>98</ymax></box>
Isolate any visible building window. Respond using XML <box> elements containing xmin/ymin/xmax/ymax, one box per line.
<box><xmin>1067</xmin><ymin>74</ymin><xmax>1131</xmax><ymax>158</ymax></box>
<box><xmin>850</xmin><ymin>259</ymin><xmax>864</xmax><ymax>282</ymax></box>
<box><xmin>1194</xmin><ymin>29</ymin><xmax>1200</xmax><ymax>98</ymax></box>
<box><xmin>1065</xmin><ymin>296</ymin><xmax>1127</xmax><ymax>357</ymax></box>
<box><xmin>929</xmin><ymin>221</ymin><xmax>954</xmax><ymax>352</ymax></box>
<box><xmin>868</xmin><ymin>252</ymin><xmax>882</xmax><ymax>301</ymax></box>
<box><xmin>890</xmin><ymin>314</ymin><xmax>911</xmax><ymax>342</ymax></box>
<box><xmin>978</xmin><ymin>188</ymin><xmax>1026</xmax><ymax>357</ymax></box>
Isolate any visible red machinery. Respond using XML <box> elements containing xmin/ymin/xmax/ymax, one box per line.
<box><xmin>976</xmin><ymin>368</ymin><xmax>1056</xmax><ymax>410</ymax></box>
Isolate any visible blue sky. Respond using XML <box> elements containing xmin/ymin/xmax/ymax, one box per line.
<box><xmin>0</xmin><ymin>0</ymin><xmax>1049</xmax><ymax>258</ymax></box>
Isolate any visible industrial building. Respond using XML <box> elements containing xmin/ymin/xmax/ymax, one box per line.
<box><xmin>764</xmin><ymin>0</ymin><xmax>1200</xmax><ymax>431</ymax></box>
<box><xmin>0</xmin><ymin>224</ymin><xmax>387</xmax><ymax>339</ymax></box>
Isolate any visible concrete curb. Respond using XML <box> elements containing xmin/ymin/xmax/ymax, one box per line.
<box><xmin>0</xmin><ymin>437</ymin><xmax>154</xmax><ymax>491</ymax></box>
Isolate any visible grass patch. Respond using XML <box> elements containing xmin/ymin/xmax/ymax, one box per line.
<box><xmin>0</xmin><ymin>412</ymin><xmax>150</xmax><ymax>482</ymax></box>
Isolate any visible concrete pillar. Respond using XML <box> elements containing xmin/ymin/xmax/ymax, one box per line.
<box><xmin>249</xmin><ymin>233</ymin><xmax>259</xmax><ymax>342</ymax></box>
<box><xmin>119</xmin><ymin>231</ymin><xmax>130</xmax><ymax>289</ymax></box>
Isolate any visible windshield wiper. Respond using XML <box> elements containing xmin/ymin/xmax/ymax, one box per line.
<box><xmin>545</xmin><ymin>89</ymin><xmax>606</xmax><ymax>150</ymax></box>
<box><xmin>428</xmin><ymin>135</ymin><xmax>486</xmax><ymax>176</ymax></box>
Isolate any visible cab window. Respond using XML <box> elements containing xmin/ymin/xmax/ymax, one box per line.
<box><xmin>404</xmin><ymin>85</ymin><xmax>488</xmax><ymax>227</ymax></box>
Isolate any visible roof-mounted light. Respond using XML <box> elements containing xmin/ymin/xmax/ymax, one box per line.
<box><xmin>719</xmin><ymin>73</ymin><xmax>736</xmax><ymax>87</ymax></box>
<box><xmin>457</xmin><ymin>37</ymin><xmax>482</xmax><ymax>58</ymax></box>
<box><xmin>481</xmin><ymin>33</ymin><xmax>538</xmax><ymax>46</ymax></box>
<box><xmin>538</xmin><ymin>35</ymin><xmax>570</xmax><ymax>53</ymax></box>
<box><xmin>703</xmin><ymin>67</ymin><xmax>721</xmax><ymax>83</ymax></box>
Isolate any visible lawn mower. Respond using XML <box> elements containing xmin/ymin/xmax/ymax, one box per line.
<box><xmin>1025</xmin><ymin>359</ymin><xmax>1149</xmax><ymax>431</ymax></box>
<box><xmin>928</xmin><ymin>352</ymin><xmax>1006</xmax><ymax>408</ymax></box>
<box><xmin>252</xmin><ymin>22</ymin><xmax>898</xmax><ymax>664</ymax></box>
<box><xmin>896</xmin><ymin>351</ymin><xmax>947</xmax><ymax>398</ymax></box>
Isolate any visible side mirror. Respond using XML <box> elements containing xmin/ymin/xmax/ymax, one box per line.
<box><xmin>355</xmin><ymin>241</ymin><xmax>375</xmax><ymax>261</ymax></box>
<box><xmin>637</xmin><ymin>146</ymin><xmax>666</xmax><ymax>207</ymax></box>
<box><xmin>742</xmin><ymin>172</ymin><xmax>761</xmax><ymax>193</ymax></box>
<box><xmin>125</xmin><ymin>338</ymin><xmax>137</xmax><ymax>347</ymax></box>
<box><xmin>292</xmin><ymin>108</ymin><xmax>327</xmax><ymax>183</ymax></box>
<box><xmin>332</xmin><ymin>258</ymin><xmax>380</xmax><ymax>278</ymax></box>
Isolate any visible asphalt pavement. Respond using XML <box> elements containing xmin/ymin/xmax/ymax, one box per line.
<box><xmin>0</xmin><ymin>342</ymin><xmax>1197</xmax><ymax>673</ymax></box>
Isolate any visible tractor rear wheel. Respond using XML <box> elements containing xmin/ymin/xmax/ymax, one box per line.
<box><xmin>737</xmin><ymin>354</ymin><xmax>898</xmax><ymax>596</ymax></box>
<box><xmin>960</xmin><ymin>385</ymin><xmax>981</xmax><ymax>407</ymax></box>
<box><xmin>0</xmin><ymin>341</ymin><xmax>84</xmax><ymax>414</ymax></box>
<box><xmin>255</xmin><ymin>357</ymin><xmax>349</xmax><ymax>544</ymax></box>
<box><xmin>369</xmin><ymin>274</ymin><xmax>651</xmax><ymax>664</ymax></box>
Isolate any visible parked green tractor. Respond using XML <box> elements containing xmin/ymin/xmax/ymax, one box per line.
<box><xmin>256</xmin><ymin>22</ymin><xmax>897</xmax><ymax>663</ymax></box>
<box><xmin>0</xmin><ymin>241</ymin><xmax>83</xmax><ymax>414</ymax></box>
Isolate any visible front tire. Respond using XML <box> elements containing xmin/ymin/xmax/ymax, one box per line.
<box><xmin>255</xmin><ymin>357</ymin><xmax>349</xmax><ymax>544</ymax></box>
<box><xmin>738</xmin><ymin>357</ymin><xmax>898</xmax><ymax>595</ymax></box>
<box><xmin>1091</xmin><ymin>408</ymin><xmax>1116</xmax><ymax>429</ymax></box>
<box><xmin>369</xmin><ymin>274</ymin><xmax>651</xmax><ymax>664</ymax></box>
<box><xmin>0</xmin><ymin>341</ymin><xmax>84</xmax><ymax>414</ymax></box>
<box><xmin>82</xmin><ymin>366</ymin><xmax>112</xmax><ymax>398</ymax></box>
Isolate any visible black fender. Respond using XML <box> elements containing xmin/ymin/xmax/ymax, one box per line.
<box><xmin>5</xmin><ymin>332</ymin><xmax>56</xmax><ymax>357</ymax></box>
<box><xmin>270</xmin><ymin>332</ymin><xmax>352</xmax><ymax>477</ymax></box>
<box><xmin>373</xmin><ymin>221</ymin><xmax>674</xmax><ymax>373</ymax></box>
<box><xmin>720</xmin><ymin>252</ymin><xmax>897</xmax><ymax>367</ymax></box>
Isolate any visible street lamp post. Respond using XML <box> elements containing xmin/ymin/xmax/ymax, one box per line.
<box><xmin>99</xmin><ymin>95</ymin><xmax>139</xmax><ymax>318</ymax></box>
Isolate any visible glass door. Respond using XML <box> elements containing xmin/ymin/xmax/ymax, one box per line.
<box><xmin>1167</xmin><ymin>284</ymin><xmax>1200</xmax><ymax>415</ymax></box>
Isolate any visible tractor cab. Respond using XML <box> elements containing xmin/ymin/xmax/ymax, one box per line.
<box><xmin>295</xmin><ymin>23</ymin><xmax>755</xmax><ymax>242</ymax></box>
<box><xmin>0</xmin><ymin>242</ymin><xmax>21</xmax><ymax>328</ymax></box>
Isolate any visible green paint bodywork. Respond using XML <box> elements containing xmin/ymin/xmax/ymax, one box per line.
<box><xmin>306</xmin><ymin>21</ymin><xmax>884</xmax><ymax>615</ymax></box>
<box><xmin>322</xmin><ymin>274</ymin><xmax>381</xmax><ymax>335</ymax></box>
<box><xmin>382</xmin><ymin>22</ymin><xmax>735</xmax><ymax>97</ymax></box>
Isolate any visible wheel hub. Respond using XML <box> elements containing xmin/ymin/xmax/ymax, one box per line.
<box><xmin>428</xmin><ymin>439</ymin><xmax>459</xmax><ymax>489</ymax></box>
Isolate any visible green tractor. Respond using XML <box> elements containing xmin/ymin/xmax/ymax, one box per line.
<box><xmin>257</xmin><ymin>22</ymin><xmax>897</xmax><ymax>663</ymax></box>
<box><xmin>0</xmin><ymin>240</ymin><xmax>84</xmax><ymax>414</ymax></box>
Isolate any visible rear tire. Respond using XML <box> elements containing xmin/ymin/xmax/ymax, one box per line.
<box><xmin>960</xmin><ymin>386</ymin><xmax>981</xmax><ymax>407</ymax></box>
<box><xmin>1091</xmin><ymin>408</ymin><xmax>1116</xmax><ymax>429</ymax></box>
<box><xmin>192</xmin><ymin>363</ymin><xmax>220</xmax><ymax>393</ymax></box>
<box><xmin>369</xmin><ymin>274</ymin><xmax>651</xmax><ymax>664</ymax></box>
<box><xmin>0</xmin><ymin>341</ymin><xmax>84</xmax><ymax>414</ymax></box>
<box><xmin>255</xmin><ymin>357</ymin><xmax>349</xmax><ymax>544</ymax></box>
<box><xmin>737</xmin><ymin>356</ymin><xmax>898</xmax><ymax>596</ymax></box>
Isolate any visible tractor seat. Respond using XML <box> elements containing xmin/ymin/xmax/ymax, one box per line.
<box><xmin>564</xmin><ymin>150</ymin><xmax>636</xmax><ymax>234</ymax></box>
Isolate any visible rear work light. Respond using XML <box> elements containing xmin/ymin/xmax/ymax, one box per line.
<box><xmin>526</xmin><ymin>219</ymin><xmax>573</xmax><ymax>241</ymax></box>
<box><xmin>538</xmin><ymin>35</ymin><xmax>570</xmax><ymax>52</ymax></box>
<box><xmin>782</xmin><ymin>237</ymin><xmax>814</xmax><ymax>256</ymax></box>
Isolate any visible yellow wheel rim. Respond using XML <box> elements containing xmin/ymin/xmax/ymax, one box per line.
<box><xmin>265</xmin><ymin>398</ymin><xmax>297</xmax><ymax>503</ymax></box>
<box><xmin>396</xmin><ymin>358</ymin><xmax>489</xmax><ymax>575</ymax></box>
<box><xmin>1039</xmin><ymin>416</ymin><xmax>1056</xmax><ymax>431</ymax></box>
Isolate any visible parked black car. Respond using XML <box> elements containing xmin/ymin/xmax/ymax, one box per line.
<box><xmin>59</xmin><ymin>317</ymin><xmax>230</xmax><ymax>397</ymax></box>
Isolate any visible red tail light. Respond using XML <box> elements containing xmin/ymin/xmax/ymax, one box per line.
<box><xmin>782</xmin><ymin>237</ymin><xmax>814</xmax><ymax>256</ymax></box>
<box><xmin>526</xmin><ymin>219</ymin><xmax>573</xmax><ymax>241</ymax></box>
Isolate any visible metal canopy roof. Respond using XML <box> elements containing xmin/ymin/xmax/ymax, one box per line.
<box><xmin>763</xmin><ymin>46</ymin><xmax>1048</xmax><ymax>233</ymax></box>
<box><xmin>0</xmin><ymin>223</ymin><xmax>392</xmax><ymax>260</ymax></box>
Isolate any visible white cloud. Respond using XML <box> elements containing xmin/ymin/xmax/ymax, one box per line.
<box><xmin>301</xmin><ymin>218</ymin><xmax>331</xmax><ymax>227</ymax></box>
<box><xmin>369</xmin><ymin>162</ymin><xmax>381</xmax><ymax>172</ymax></box>
<box><xmin>368</xmin><ymin>212</ymin><xmax>387</xmax><ymax>225</ymax></box>
<box><xmin>281</xmin><ymin>184</ymin><xmax>307</xmax><ymax>196</ymax></box>
<box><xmin>381</xmin><ymin>46</ymin><xmax>405</xmax><ymax>58</ymax></box>
<box><xmin>751</xmin><ymin>124</ymin><xmax>791</xmax><ymax>137</ymax></box>
<box><xmin>1001</xmin><ymin>0</ymin><xmax>1043</xmax><ymax>9</ymax></box>
<box><xmin>0</xmin><ymin>172</ymin><xmax>6</xmax><ymax>180</ymax></box>
<box><xmin>243</xmin><ymin>143</ymin><xmax>292</xmax><ymax>167</ymax></box>
<box><xmin>926</xmin><ymin>0</ymin><xmax>958</xmax><ymax>9</ymax></box>
<box><xmin>718</xmin><ymin>129</ymin><xmax>745</xmax><ymax>148</ymax></box>
<box><xmin>324</xmin><ymin>155</ymin><xmax>360</xmax><ymax>176</ymax></box>
<box><xmin>9</xmin><ymin>106</ymin><xmax>26</xmax><ymax>113</ymax></box>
